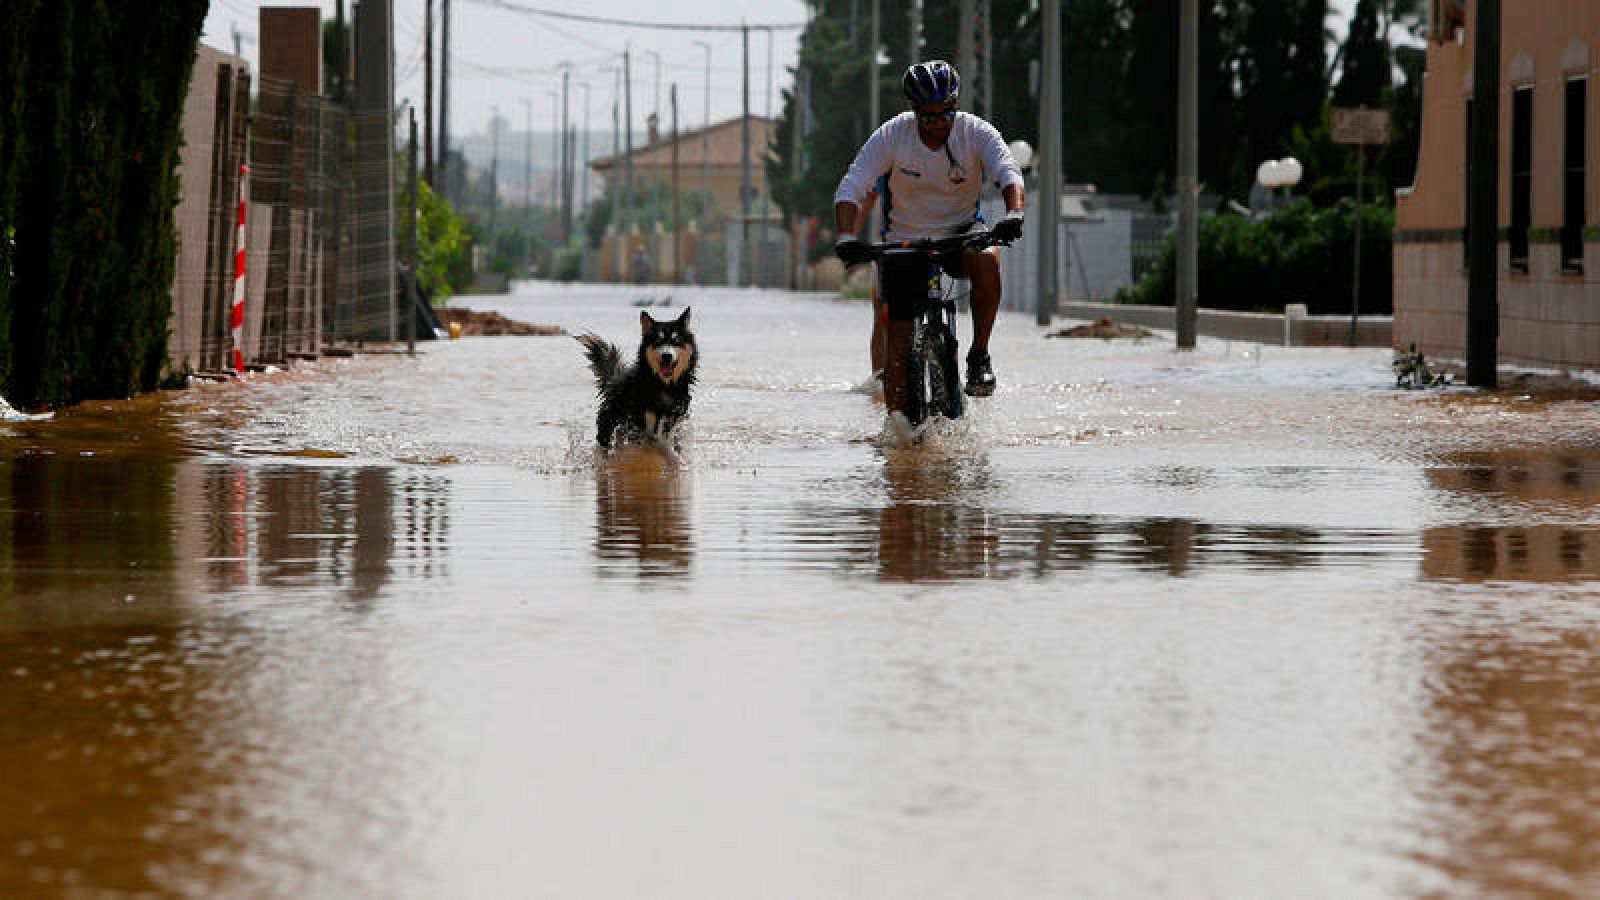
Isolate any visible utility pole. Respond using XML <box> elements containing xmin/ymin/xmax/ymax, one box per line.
<box><xmin>576</xmin><ymin>81</ymin><xmax>591</xmax><ymax>279</ymax></box>
<box><xmin>958</xmin><ymin>0</ymin><xmax>974</xmax><ymax>91</ymax></box>
<box><xmin>489</xmin><ymin>110</ymin><xmax>500</xmax><ymax>251</ymax></box>
<box><xmin>610</xmin><ymin>68</ymin><xmax>621</xmax><ymax>278</ymax></box>
<box><xmin>741</xmin><ymin>24</ymin><xmax>751</xmax><ymax>287</ymax></box>
<box><xmin>693</xmin><ymin>41</ymin><xmax>712</xmax><ymax>203</ymax></box>
<box><xmin>1035</xmin><ymin>0</ymin><xmax>1060</xmax><ymax>325</ymax></box>
<box><xmin>672</xmin><ymin>83</ymin><xmax>682</xmax><ymax>285</ymax></box>
<box><xmin>909</xmin><ymin>0</ymin><xmax>921</xmax><ymax>64</ymax></box>
<box><xmin>1175</xmin><ymin>0</ymin><xmax>1198</xmax><ymax>348</ymax></box>
<box><xmin>560</xmin><ymin>67</ymin><xmax>572</xmax><ymax>244</ymax></box>
<box><xmin>546</xmin><ymin>88</ymin><xmax>559</xmax><ymax>210</ymax></box>
<box><xmin>791</xmin><ymin>61</ymin><xmax>806</xmax><ymax>290</ymax></box>
<box><xmin>759</xmin><ymin>28</ymin><xmax>774</xmax><ymax>285</ymax></box>
<box><xmin>439</xmin><ymin>0</ymin><xmax>452</xmax><ymax>203</ymax></box>
<box><xmin>423</xmin><ymin>0</ymin><xmax>434</xmax><ymax>185</ymax></box>
<box><xmin>407</xmin><ymin>107</ymin><xmax>418</xmax><ymax>354</ymax></box>
<box><xmin>623</xmin><ymin>47</ymin><xmax>634</xmax><ymax>236</ymax></box>
<box><xmin>582</xmin><ymin>80</ymin><xmax>595</xmax><ymax>222</ymax></box>
<box><xmin>1467</xmin><ymin>0</ymin><xmax>1500</xmax><ymax>387</ymax></box>
<box><xmin>979</xmin><ymin>0</ymin><xmax>992</xmax><ymax>117</ymax></box>
<box><xmin>648</xmin><ymin>51</ymin><xmax>662</xmax><ymax>130</ymax></box>
<box><xmin>523</xmin><ymin>99</ymin><xmax>533</xmax><ymax>276</ymax></box>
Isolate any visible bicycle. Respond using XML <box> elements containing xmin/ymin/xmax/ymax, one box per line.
<box><xmin>864</xmin><ymin>226</ymin><xmax>1011</xmax><ymax>427</ymax></box>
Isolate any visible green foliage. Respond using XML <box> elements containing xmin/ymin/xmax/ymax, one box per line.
<box><xmin>413</xmin><ymin>180</ymin><xmax>469</xmax><ymax>301</ymax></box>
<box><xmin>0</xmin><ymin>0</ymin><xmax>43</xmax><ymax>391</ymax></box>
<box><xmin>1113</xmin><ymin>199</ymin><xmax>1395</xmax><ymax>316</ymax></box>
<box><xmin>1</xmin><ymin>0</ymin><xmax>207</xmax><ymax>407</ymax></box>
<box><xmin>554</xmin><ymin>246</ymin><xmax>583</xmax><ymax>282</ymax></box>
<box><xmin>773</xmin><ymin>0</ymin><xmax>1427</xmax><ymax>214</ymax></box>
<box><xmin>767</xmin><ymin>9</ymin><xmax>870</xmax><ymax>247</ymax></box>
<box><xmin>1334</xmin><ymin>0</ymin><xmax>1389</xmax><ymax>108</ymax></box>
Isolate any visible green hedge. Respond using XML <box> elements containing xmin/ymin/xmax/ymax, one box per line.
<box><xmin>1115</xmin><ymin>199</ymin><xmax>1395</xmax><ymax>316</ymax></box>
<box><xmin>0</xmin><ymin>1</ymin><xmax>207</xmax><ymax>408</ymax></box>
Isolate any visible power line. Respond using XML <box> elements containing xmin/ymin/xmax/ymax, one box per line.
<box><xmin>459</xmin><ymin>0</ymin><xmax>804</xmax><ymax>32</ymax></box>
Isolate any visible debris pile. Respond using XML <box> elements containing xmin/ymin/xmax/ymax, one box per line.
<box><xmin>1393</xmin><ymin>343</ymin><xmax>1449</xmax><ymax>389</ymax></box>
<box><xmin>436</xmin><ymin>308</ymin><xmax>566</xmax><ymax>336</ymax></box>
<box><xmin>1047</xmin><ymin>316</ymin><xmax>1154</xmax><ymax>340</ymax></box>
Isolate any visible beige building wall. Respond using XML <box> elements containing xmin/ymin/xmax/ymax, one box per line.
<box><xmin>1395</xmin><ymin>1</ymin><xmax>1600</xmax><ymax>370</ymax></box>
<box><xmin>592</xmin><ymin>117</ymin><xmax>778</xmax><ymax>221</ymax></box>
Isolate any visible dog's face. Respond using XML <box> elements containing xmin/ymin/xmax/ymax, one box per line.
<box><xmin>640</xmin><ymin>308</ymin><xmax>695</xmax><ymax>384</ymax></box>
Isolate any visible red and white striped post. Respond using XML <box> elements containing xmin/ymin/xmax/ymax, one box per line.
<box><xmin>230</xmin><ymin>164</ymin><xmax>249</xmax><ymax>373</ymax></box>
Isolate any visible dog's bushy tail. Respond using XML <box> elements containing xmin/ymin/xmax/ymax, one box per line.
<box><xmin>576</xmin><ymin>333</ymin><xmax>622</xmax><ymax>390</ymax></box>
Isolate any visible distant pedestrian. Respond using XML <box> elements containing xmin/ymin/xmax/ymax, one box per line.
<box><xmin>632</xmin><ymin>248</ymin><xmax>654</xmax><ymax>285</ymax></box>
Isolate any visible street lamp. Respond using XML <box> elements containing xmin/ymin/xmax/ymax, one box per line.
<box><xmin>1255</xmin><ymin>156</ymin><xmax>1303</xmax><ymax>215</ymax></box>
<box><xmin>1008</xmin><ymin>140</ymin><xmax>1034</xmax><ymax>172</ymax></box>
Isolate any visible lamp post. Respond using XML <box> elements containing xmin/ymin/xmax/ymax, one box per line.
<box><xmin>1254</xmin><ymin>156</ymin><xmax>1302</xmax><ymax>215</ymax></box>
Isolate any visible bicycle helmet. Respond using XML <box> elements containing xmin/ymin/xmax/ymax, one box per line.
<box><xmin>902</xmin><ymin>60</ymin><xmax>960</xmax><ymax>106</ymax></box>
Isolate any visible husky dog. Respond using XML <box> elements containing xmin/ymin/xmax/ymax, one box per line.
<box><xmin>577</xmin><ymin>308</ymin><xmax>698</xmax><ymax>453</ymax></box>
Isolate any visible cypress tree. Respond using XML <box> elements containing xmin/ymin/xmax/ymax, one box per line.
<box><xmin>1334</xmin><ymin>0</ymin><xmax>1390</xmax><ymax>108</ymax></box>
<box><xmin>5</xmin><ymin>1</ymin><xmax>206</xmax><ymax>407</ymax></box>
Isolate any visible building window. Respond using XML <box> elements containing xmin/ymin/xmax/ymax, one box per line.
<box><xmin>1510</xmin><ymin>85</ymin><xmax>1532</xmax><ymax>273</ymax></box>
<box><xmin>1564</xmin><ymin>76</ymin><xmax>1587</xmax><ymax>272</ymax></box>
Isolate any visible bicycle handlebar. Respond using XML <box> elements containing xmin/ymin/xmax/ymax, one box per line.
<box><xmin>863</xmin><ymin>227</ymin><xmax>1010</xmax><ymax>260</ymax></box>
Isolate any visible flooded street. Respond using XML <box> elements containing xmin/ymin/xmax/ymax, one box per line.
<box><xmin>4</xmin><ymin>281</ymin><xmax>1600</xmax><ymax>898</ymax></box>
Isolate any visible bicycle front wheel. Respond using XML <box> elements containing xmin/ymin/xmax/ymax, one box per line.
<box><xmin>906</xmin><ymin>322</ymin><xmax>962</xmax><ymax>426</ymax></box>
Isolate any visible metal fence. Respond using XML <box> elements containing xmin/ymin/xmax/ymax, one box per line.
<box><xmin>171</xmin><ymin>48</ymin><xmax>398</xmax><ymax>377</ymax></box>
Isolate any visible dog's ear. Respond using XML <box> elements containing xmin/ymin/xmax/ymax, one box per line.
<box><xmin>639</xmin><ymin>310</ymin><xmax>656</xmax><ymax>332</ymax></box>
<box><xmin>676</xmin><ymin>307</ymin><xmax>692</xmax><ymax>330</ymax></box>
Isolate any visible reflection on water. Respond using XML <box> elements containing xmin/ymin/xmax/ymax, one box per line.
<box><xmin>13</xmin><ymin>284</ymin><xmax>1600</xmax><ymax>896</ymax></box>
<box><xmin>0</xmin><ymin>452</ymin><xmax>181</xmax><ymax>625</ymax></box>
<box><xmin>1424</xmin><ymin>446</ymin><xmax>1600</xmax><ymax>582</ymax></box>
<box><xmin>1414</xmin><ymin>622</ymin><xmax>1600</xmax><ymax>896</ymax></box>
<box><xmin>0</xmin><ymin>426</ymin><xmax>453</xmax><ymax>894</ymax></box>
<box><xmin>1423</xmin><ymin>524</ymin><xmax>1600</xmax><ymax>581</ymax></box>
<box><xmin>593</xmin><ymin>448</ymin><xmax>693</xmax><ymax>578</ymax></box>
<box><xmin>0</xmin><ymin>456</ymin><xmax>451</xmax><ymax>619</ymax></box>
<box><xmin>780</xmin><ymin>455</ymin><xmax>1415</xmax><ymax>582</ymax></box>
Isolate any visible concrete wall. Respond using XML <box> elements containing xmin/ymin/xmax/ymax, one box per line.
<box><xmin>170</xmin><ymin>45</ymin><xmax>258</xmax><ymax>374</ymax></box>
<box><xmin>170</xmin><ymin>46</ymin><xmax>228</xmax><ymax>374</ymax></box>
<box><xmin>1059</xmin><ymin>301</ymin><xmax>1392</xmax><ymax>348</ymax></box>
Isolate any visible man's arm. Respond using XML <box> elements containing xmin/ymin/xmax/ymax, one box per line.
<box><xmin>1002</xmin><ymin>183</ymin><xmax>1024</xmax><ymax>215</ymax></box>
<box><xmin>835</xmin><ymin>200</ymin><xmax>860</xmax><ymax>240</ymax></box>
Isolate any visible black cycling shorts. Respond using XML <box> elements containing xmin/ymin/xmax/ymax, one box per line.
<box><xmin>877</xmin><ymin>250</ymin><xmax>966</xmax><ymax>322</ymax></box>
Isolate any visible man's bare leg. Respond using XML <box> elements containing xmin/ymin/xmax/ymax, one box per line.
<box><xmin>964</xmin><ymin>247</ymin><xmax>1002</xmax><ymax>396</ymax></box>
<box><xmin>966</xmin><ymin>247</ymin><xmax>1001</xmax><ymax>356</ymax></box>
<box><xmin>869</xmin><ymin>286</ymin><xmax>886</xmax><ymax>377</ymax></box>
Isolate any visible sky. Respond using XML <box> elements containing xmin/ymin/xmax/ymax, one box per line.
<box><xmin>201</xmin><ymin>0</ymin><xmax>810</xmax><ymax>145</ymax></box>
<box><xmin>200</xmin><ymin>0</ymin><xmax>1365</xmax><ymax>147</ymax></box>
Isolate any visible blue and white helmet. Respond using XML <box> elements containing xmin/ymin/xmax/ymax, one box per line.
<box><xmin>902</xmin><ymin>60</ymin><xmax>960</xmax><ymax>106</ymax></box>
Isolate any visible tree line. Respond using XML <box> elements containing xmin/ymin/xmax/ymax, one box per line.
<box><xmin>769</xmin><ymin>0</ymin><xmax>1426</xmax><ymax>246</ymax></box>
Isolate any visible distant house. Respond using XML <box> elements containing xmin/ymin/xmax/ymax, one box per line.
<box><xmin>1394</xmin><ymin>1</ymin><xmax>1599</xmax><ymax>370</ymax></box>
<box><xmin>590</xmin><ymin>116</ymin><xmax>779</xmax><ymax>222</ymax></box>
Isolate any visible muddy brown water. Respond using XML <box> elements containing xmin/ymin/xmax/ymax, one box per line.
<box><xmin>4</xmin><ymin>282</ymin><xmax>1600</xmax><ymax>898</ymax></box>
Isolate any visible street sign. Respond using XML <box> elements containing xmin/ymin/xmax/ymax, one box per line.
<box><xmin>1332</xmin><ymin>107</ymin><xmax>1391</xmax><ymax>145</ymax></box>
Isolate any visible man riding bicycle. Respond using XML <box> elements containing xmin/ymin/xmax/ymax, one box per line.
<box><xmin>833</xmin><ymin>59</ymin><xmax>1025</xmax><ymax>418</ymax></box>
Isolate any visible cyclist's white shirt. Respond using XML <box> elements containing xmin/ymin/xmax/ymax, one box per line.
<box><xmin>834</xmin><ymin>111</ymin><xmax>1023</xmax><ymax>240</ymax></box>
